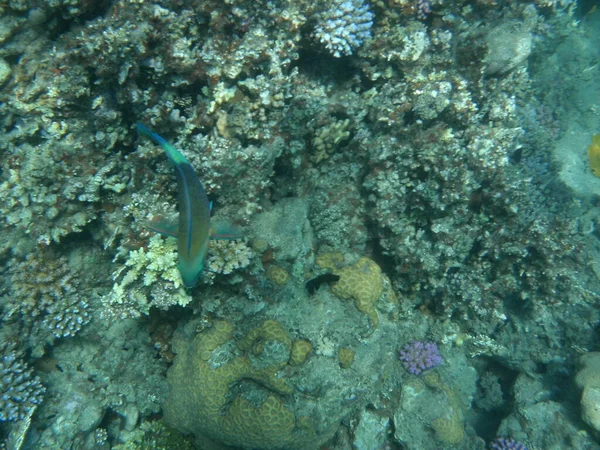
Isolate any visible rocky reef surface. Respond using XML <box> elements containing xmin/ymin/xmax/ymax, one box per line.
<box><xmin>1</xmin><ymin>0</ymin><xmax>600</xmax><ymax>449</ymax></box>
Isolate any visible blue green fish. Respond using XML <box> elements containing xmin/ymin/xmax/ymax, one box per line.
<box><xmin>137</xmin><ymin>123</ymin><xmax>239</xmax><ymax>288</ymax></box>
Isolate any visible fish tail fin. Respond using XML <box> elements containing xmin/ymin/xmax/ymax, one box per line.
<box><xmin>136</xmin><ymin>123</ymin><xmax>188</xmax><ymax>165</ymax></box>
<box><xmin>210</xmin><ymin>220</ymin><xmax>243</xmax><ymax>240</ymax></box>
<box><xmin>136</xmin><ymin>123</ymin><xmax>170</xmax><ymax>147</ymax></box>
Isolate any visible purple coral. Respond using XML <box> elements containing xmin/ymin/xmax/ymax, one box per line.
<box><xmin>399</xmin><ymin>340</ymin><xmax>443</xmax><ymax>375</ymax></box>
<box><xmin>490</xmin><ymin>437</ymin><xmax>528</xmax><ymax>450</ymax></box>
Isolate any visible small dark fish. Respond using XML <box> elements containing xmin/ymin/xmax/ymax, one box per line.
<box><xmin>305</xmin><ymin>273</ymin><xmax>340</xmax><ymax>295</ymax></box>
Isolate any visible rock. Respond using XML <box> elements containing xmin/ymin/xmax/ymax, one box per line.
<box><xmin>485</xmin><ymin>24</ymin><xmax>532</xmax><ymax>75</ymax></box>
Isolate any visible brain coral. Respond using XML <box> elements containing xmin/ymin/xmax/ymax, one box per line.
<box><xmin>163</xmin><ymin>320</ymin><xmax>336</xmax><ymax>449</ymax></box>
<box><xmin>318</xmin><ymin>255</ymin><xmax>384</xmax><ymax>329</ymax></box>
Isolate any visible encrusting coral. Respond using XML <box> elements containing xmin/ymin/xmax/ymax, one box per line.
<box><xmin>0</xmin><ymin>0</ymin><xmax>596</xmax><ymax>448</ymax></box>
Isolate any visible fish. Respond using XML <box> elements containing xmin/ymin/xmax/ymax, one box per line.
<box><xmin>136</xmin><ymin>123</ymin><xmax>240</xmax><ymax>287</ymax></box>
<box><xmin>305</xmin><ymin>273</ymin><xmax>340</xmax><ymax>295</ymax></box>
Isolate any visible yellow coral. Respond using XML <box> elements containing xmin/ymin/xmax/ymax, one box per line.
<box><xmin>588</xmin><ymin>134</ymin><xmax>600</xmax><ymax>177</ymax></box>
<box><xmin>330</xmin><ymin>257</ymin><xmax>384</xmax><ymax>329</ymax></box>
<box><xmin>225</xmin><ymin>395</ymin><xmax>295</xmax><ymax>446</ymax></box>
<box><xmin>289</xmin><ymin>340</ymin><xmax>313</xmax><ymax>366</ymax></box>
<box><xmin>166</xmin><ymin>319</ymin><xmax>333</xmax><ymax>449</ymax></box>
<box><xmin>311</xmin><ymin>119</ymin><xmax>351</xmax><ymax>163</ymax></box>
<box><xmin>338</xmin><ymin>347</ymin><xmax>355</xmax><ymax>369</ymax></box>
<box><xmin>423</xmin><ymin>371</ymin><xmax>465</xmax><ymax>446</ymax></box>
<box><xmin>431</xmin><ymin>414</ymin><xmax>464</xmax><ymax>445</ymax></box>
<box><xmin>266</xmin><ymin>265</ymin><xmax>290</xmax><ymax>286</ymax></box>
<box><xmin>315</xmin><ymin>252</ymin><xmax>345</xmax><ymax>271</ymax></box>
<box><xmin>102</xmin><ymin>235</ymin><xmax>192</xmax><ymax>317</ymax></box>
<box><xmin>237</xmin><ymin>319</ymin><xmax>293</xmax><ymax>355</ymax></box>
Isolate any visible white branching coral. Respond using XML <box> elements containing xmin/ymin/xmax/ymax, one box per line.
<box><xmin>206</xmin><ymin>240</ymin><xmax>253</xmax><ymax>275</ymax></box>
<box><xmin>102</xmin><ymin>235</ymin><xmax>191</xmax><ymax>318</ymax></box>
<box><xmin>102</xmin><ymin>236</ymin><xmax>253</xmax><ymax>318</ymax></box>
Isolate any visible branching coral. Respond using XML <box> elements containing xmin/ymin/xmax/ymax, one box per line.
<box><xmin>103</xmin><ymin>235</ymin><xmax>253</xmax><ymax>318</ymax></box>
<box><xmin>1</xmin><ymin>251</ymin><xmax>91</xmax><ymax>356</ymax></box>
<box><xmin>313</xmin><ymin>0</ymin><xmax>374</xmax><ymax>57</ymax></box>
<box><xmin>102</xmin><ymin>235</ymin><xmax>192</xmax><ymax>318</ymax></box>
<box><xmin>0</xmin><ymin>343</ymin><xmax>45</xmax><ymax>422</ymax></box>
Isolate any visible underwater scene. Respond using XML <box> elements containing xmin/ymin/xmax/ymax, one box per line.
<box><xmin>2</xmin><ymin>0</ymin><xmax>600</xmax><ymax>449</ymax></box>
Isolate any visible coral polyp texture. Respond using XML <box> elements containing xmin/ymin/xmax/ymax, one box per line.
<box><xmin>317</xmin><ymin>254</ymin><xmax>385</xmax><ymax>329</ymax></box>
<box><xmin>399</xmin><ymin>341</ymin><xmax>443</xmax><ymax>375</ymax></box>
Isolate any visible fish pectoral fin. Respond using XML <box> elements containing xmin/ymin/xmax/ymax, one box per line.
<box><xmin>146</xmin><ymin>217</ymin><xmax>179</xmax><ymax>237</ymax></box>
<box><xmin>210</xmin><ymin>220</ymin><xmax>243</xmax><ymax>240</ymax></box>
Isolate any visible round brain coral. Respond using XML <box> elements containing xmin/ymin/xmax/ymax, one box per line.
<box><xmin>330</xmin><ymin>257</ymin><xmax>383</xmax><ymax>329</ymax></box>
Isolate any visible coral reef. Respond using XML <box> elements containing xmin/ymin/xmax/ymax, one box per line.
<box><xmin>163</xmin><ymin>320</ymin><xmax>312</xmax><ymax>449</ymax></box>
<box><xmin>576</xmin><ymin>352</ymin><xmax>600</xmax><ymax>435</ymax></box>
<box><xmin>393</xmin><ymin>354</ymin><xmax>476</xmax><ymax>449</ymax></box>
<box><xmin>338</xmin><ymin>347</ymin><xmax>355</xmax><ymax>369</ymax></box>
<box><xmin>102</xmin><ymin>235</ymin><xmax>252</xmax><ymax>318</ymax></box>
<box><xmin>0</xmin><ymin>0</ymin><xmax>599</xmax><ymax>449</ymax></box>
<box><xmin>102</xmin><ymin>235</ymin><xmax>193</xmax><ymax>318</ymax></box>
<box><xmin>289</xmin><ymin>339</ymin><xmax>312</xmax><ymax>366</ymax></box>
